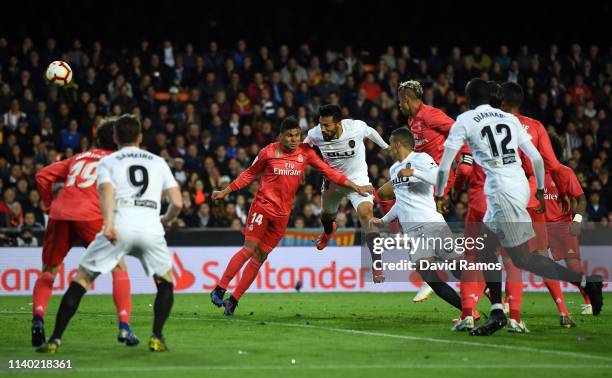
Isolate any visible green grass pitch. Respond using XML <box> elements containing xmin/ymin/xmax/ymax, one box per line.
<box><xmin>0</xmin><ymin>292</ymin><xmax>610</xmax><ymax>378</ymax></box>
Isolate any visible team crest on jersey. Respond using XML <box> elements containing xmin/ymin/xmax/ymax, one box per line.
<box><xmin>297</xmin><ymin>154</ymin><xmax>303</xmax><ymax>162</ymax></box>
<box><xmin>405</xmin><ymin>162</ymin><xmax>411</xmax><ymax>169</ymax></box>
<box><xmin>348</xmin><ymin>140</ymin><xmax>355</xmax><ymax>148</ymax></box>
<box><xmin>275</xmin><ymin>149</ymin><xmax>282</xmax><ymax>158</ymax></box>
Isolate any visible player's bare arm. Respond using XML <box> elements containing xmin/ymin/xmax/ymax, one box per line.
<box><xmin>161</xmin><ymin>186</ymin><xmax>183</xmax><ymax>227</ymax></box>
<box><xmin>212</xmin><ymin>187</ymin><xmax>232</xmax><ymax>201</ymax></box>
<box><xmin>376</xmin><ymin>180</ymin><xmax>395</xmax><ymax>201</ymax></box>
<box><xmin>343</xmin><ymin>180</ymin><xmax>374</xmax><ymax>197</ymax></box>
<box><xmin>99</xmin><ymin>182</ymin><xmax>118</xmax><ymax>244</ymax></box>
<box><xmin>570</xmin><ymin>194</ymin><xmax>586</xmax><ymax>236</ymax></box>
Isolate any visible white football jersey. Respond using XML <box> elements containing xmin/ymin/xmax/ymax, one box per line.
<box><xmin>444</xmin><ymin>104</ymin><xmax>531</xmax><ymax>196</ymax></box>
<box><xmin>304</xmin><ymin>119</ymin><xmax>388</xmax><ymax>185</ymax></box>
<box><xmin>387</xmin><ymin>151</ymin><xmax>445</xmax><ymax>225</ymax></box>
<box><xmin>97</xmin><ymin>146</ymin><xmax>178</xmax><ymax>235</ymax></box>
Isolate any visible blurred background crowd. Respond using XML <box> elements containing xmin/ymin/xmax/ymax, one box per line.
<box><xmin>0</xmin><ymin>35</ymin><xmax>611</xmax><ymax>246</ymax></box>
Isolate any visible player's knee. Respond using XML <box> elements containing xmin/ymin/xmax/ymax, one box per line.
<box><xmin>321</xmin><ymin>213</ymin><xmax>336</xmax><ymax>223</ymax></box>
<box><xmin>112</xmin><ymin>259</ymin><xmax>128</xmax><ymax>272</ymax></box>
<box><xmin>75</xmin><ymin>267</ymin><xmax>95</xmax><ymax>289</ymax></box>
<box><xmin>253</xmin><ymin>248</ymin><xmax>268</xmax><ymax>263</ymax></box>
<box><xmin>42</xmin><ymin>264</ymin><xmax>59</xmax><ymax>275</ymax></box>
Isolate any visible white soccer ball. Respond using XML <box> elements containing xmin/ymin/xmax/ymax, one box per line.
<box><xmin>46</xmin><ymin>61</ymin><xmax>73</xmax><ymax>86</ymax></box>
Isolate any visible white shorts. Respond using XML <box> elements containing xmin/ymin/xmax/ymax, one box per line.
<box><xmin>80</xmin><ymin>229</ymin><xmax>172</xmax><ymax>277</ymax></box>
<box><xmin>483</xmin><ymin>186</ymin><xmax>535</xmax><ymax>248</ymax></box>
<box><xmin>402</xmin><ymin>223</ymin><xmax>462</xmax><ymax>262</ymax></box>
<box><xmin>321</xmin><ymin>181</ymin><xmax>373</xmax><ymax>214</ymax></box>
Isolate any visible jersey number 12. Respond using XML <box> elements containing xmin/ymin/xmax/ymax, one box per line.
<box><xmin>480</xmin><ymin>124</ymin><xmax>516</xmax><ymax>157</ymax></box>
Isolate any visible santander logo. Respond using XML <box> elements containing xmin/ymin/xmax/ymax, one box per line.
<box><xmin>171</xmin><ymin>252</ymin><xmax>195</xmax><ymax>291</ymax></box>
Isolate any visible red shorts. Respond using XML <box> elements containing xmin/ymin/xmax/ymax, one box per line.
<box><xmin>42</xmin><ymin>219</ymin><xmax>103</xmax><ymax>266</ymax></box>
<box><xmin>243</xmin><ymin>202</ymin><xmax>290</xmax><ymax>254</ymax></box>
<box><xmin>527</xmin><ymin>207</ymin><xmax>548</xmax><ymax>252</ymax></box>
<box><xmin>547</xmin><ymin>223</ymin><xmax>581</xmax><ymax>261</ymax></box>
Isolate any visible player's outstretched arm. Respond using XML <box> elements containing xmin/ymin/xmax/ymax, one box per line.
<box><xmin>219</xmin><ymin>148</ymin><xmax>268</xmax><ymax>198</ymax></box>
<box><xmin>435</xmin><ymin>146</ymin><xmax>459</xmax><ymax>198</ymax></box>
<box><xmin>364</xmin><ymin>124</ymin><xmax>389</xmax><ymax>149</ymax></box>
<box><xmin>161</xmin><ymin>186</ymin><xmax>183</xmax><ymax>227</ymax></box>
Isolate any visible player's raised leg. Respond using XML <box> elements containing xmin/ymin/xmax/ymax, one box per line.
<box><xmin>315</xmin><ymin>183</ymin><xmax>341</xmax><ymax>251</ymax></box>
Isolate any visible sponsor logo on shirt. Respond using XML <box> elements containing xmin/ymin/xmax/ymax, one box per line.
<box><xmin>273</xmin><ymin>162</ymin><xmax>302</xmax><ymax>176</ymax></box>
<box><xmin>325</xmin><ymin>151</ymin><xmax>355</xmax><ymax>158</ymax></box>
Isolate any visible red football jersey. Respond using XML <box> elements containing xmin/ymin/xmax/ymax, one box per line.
<box><xmin>409</xmin><ymin>103</ymin><xmax>455</xmax><ymax>164</ymax></box>
<box><xmin>544</xmin><ymin>165</ymin><xmax>584</xmax><ymax>222</ymax></box>
<box><xmin>230</xmin><ymin>142</ymin><xmax>347</xmax><ymax>217</ymax></box>
<box><xmin>514</xmin><ymin>114</ymin><xmax>563</xmax><ymax>209</ymax></box>
<box><xmin>35</xmin><ymin>149</ymin><xmax>111</xmax><ymax>221</ymax></box>
<box><xmin>453</xmin><ymin>158</ymin><xmax>487</xmax><ymax>214</ymax></box>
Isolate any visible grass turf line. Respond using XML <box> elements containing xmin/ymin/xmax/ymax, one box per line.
<box><xmin>0</xmin><ymin>292</ymin><xmax>610</xmax><ymax>378</ymax></box>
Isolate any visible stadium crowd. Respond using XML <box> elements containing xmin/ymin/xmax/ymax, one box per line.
<box><xmin>0</xmin><ymin>38</ymin><xmax>611</xmax><ymax>244</ymax></box>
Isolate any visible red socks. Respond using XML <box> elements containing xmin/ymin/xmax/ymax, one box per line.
<box><xmin>32</xmin><ymin>272</ymin><xmax>55</xmax><ymax>318</ymax></box>
<box><xmin>504</xmin><ymin>259</ymin><xmax>524</xmax><ymax>322</ymax></box>
<box><xmin>112</xmin><ymin>270</ymin><xmax>132</xmax><ymax>324</ymax></box>
<box><xmin>544</xmin><ymin>279</ymin><xmax>569</xmax><ymax>316</ymax></box>
<box><xmin>219</xmin><ymin>247</ymin><xmax>253</xmax><ymax>289</ymax></box>
<box><xmin>233</xmin><ymin>258</ymin><xmax>263</xmax><ymax>300</ymax></box>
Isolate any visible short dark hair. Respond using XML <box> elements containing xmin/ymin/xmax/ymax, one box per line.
<box><xmin>279</xmin><ymin>116</ymin><xmax>300</xmax><ymax>133</ymax></box>
<box><xmin>96</xmin><ymin>117</ymin><xmax>118</xmax><ymax>151</ymax></box>
<box><xmin>114</xmin><ymin>114</ymin><xmax>141</xmax><ymax>145</ymax></box>
<box><xmin>488</xmin><ymin>81</ymin><xmax>503</xmax><ymax>108</ymax></box>
<box><xmin>502</xmin><ymin>81</ymin><xmax>524</xmax><ymax>108</ymax></box>
<box><xmin>390</xmin><ymin>127</ymin><xmax>414</xmax><ymax>149</ymax></box>
<box><xmin>318</xmin><ymin>104</ymin><xmax>342</xmax><ymax>122</ymax></box>
<box><xmin>465</xmin><ymin>78</ymin><xmax>491</xmax><ymax>108</ymax></box>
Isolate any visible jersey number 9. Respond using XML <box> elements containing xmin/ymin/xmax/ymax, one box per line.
<box><xmin>128</xmin><ymin>165</ymin><xmax>149</xmax><ymax>197</ymax></box>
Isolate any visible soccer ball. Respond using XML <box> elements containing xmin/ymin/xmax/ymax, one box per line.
<box><xmin>46</xmin><ymin>61</ymin><xmax>73</xmax><ymax>86</ymax></box>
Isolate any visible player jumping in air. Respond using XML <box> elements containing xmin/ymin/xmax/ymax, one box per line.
<box><xmin>32</xmin><ymin>118</ymin><xmax>138</xmax><ymax>347</ymax></box>
<box><xmin>303</xmin><ymin>104</ymin><xmax>389</xmax><ymax>283</ymax></box>
<box><xmin>436</xmin><ymin>78</ymin><xmax>603</xmax><ymax>336</ymax></box>
<box><xmin>210</xmin><ymin>117</ymin><xmax>373</xmax><ymax>316</ymax></box>
<box><xmin>37</xmin><ymin>115</ymin><xmax>183</xmax><ymax>353</ymax></box>
<box><xmin>370</xmin><ymin>127</ymin><xmax>464</xmax><ymax>312</ymax></box>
